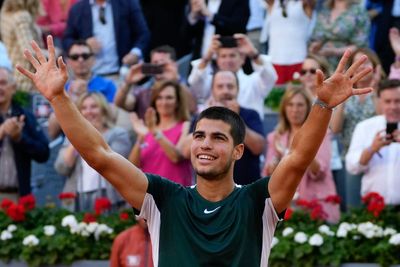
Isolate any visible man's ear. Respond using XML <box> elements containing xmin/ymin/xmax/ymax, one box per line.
<box><xmin>233</xmin><ymin>143</ymin><xmax>244</xmax><ymax>160</ymax></box>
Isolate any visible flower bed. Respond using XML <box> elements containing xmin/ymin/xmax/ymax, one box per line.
<box><xmin>0</xmin><ymin>193</ymin><xmax>399</xmax><ymax>267</ymax></box>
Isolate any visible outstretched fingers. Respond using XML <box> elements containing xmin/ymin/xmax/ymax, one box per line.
<box><xmin>30</xmin><ymin>40</ymin><xmax>47</xmax><ymax>65</ymax></box>
<box><xmin>23</xmin><ymin>49</ymin><xmax>40</xmax><ymax>69</ymax></box>
<box><xmin>16</xmin><ymin>64</ymin><xmax>34</xmax><ymax>80</ymax></box>
<box><xmin>335</xmin><ymin>49</ymin><xmax>351</xmax><ymax>74</ymax></box>
<box><xmin>352</xmin><ymin>87</ymin><xmax>373</xmax><ymax>96</ymax></box>
<box><xmin>47</xmin><ymin>35</ymin><xmax>56</xmax><ymax>64</ymax></box>
<box><xmin>346</xmin><ymin>55</ymin><xmax>367</xmax><ymax>78</ymax></box>
<box><xmin>57</xmin><ymin>56</ymin><xmax>68</xmax><ymax>79</ymax></box>
<box><xmin>350</xmin><ymin>67</ymin><xmax>372</xmax><ymax>84</ymax></box>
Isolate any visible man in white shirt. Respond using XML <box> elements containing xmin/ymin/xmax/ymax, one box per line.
<box><xmin>188</xmin><ymin>34</ymin><xmax>277</xmax><ymax>120</ymax></box>
<box><xmin>346</xmin><ymin>79</ymin><xmax>400</xmax><ymax>205</ymax></box>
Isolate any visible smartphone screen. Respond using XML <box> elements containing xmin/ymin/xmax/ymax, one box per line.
<box><xmin>386</xmin><ymin>122</ymin><xmax>398</xmax><ymax>141</ymax></box>
<box><xmin>141</xmin><ymin>63</ymin><xmax>163</xmax><ymax>75</ymax></box>
<box><xmin>219</xmin><ymin>36</ymin><xmax>238</xmax><ymax>48</ymax></box>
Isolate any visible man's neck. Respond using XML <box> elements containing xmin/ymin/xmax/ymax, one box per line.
<box><xmin>75</xmin><ymin>73</ymin><xmax>92</xmax><ymax>81</ymax></box>
<box><xmin>196</xmin><ymin>175</ymin><xmax>235</xmax><ymax>202</ymax></box>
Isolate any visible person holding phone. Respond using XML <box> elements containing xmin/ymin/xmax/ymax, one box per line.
<box><xmin>346</xmin><ymin>79</ymin><xmax>400</xmax><ymax>206</ymax></box>
<box><xmin>114</xmin><ymin>45</ymin><xmax>197</xmax><ymax>120</ymax></box>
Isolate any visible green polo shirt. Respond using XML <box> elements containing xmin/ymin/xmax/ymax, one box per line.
<box><xmin>139</xmin><ymin>174</ymin><xmax>280</xmax><ymax>267</ymax></box>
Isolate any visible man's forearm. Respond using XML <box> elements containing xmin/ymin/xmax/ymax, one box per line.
<box><xmin>290</xmin><ymin>105</ymin><xmax>332</xmax><ymax>169</ymax></box>
<box><xmin>51</xmin><ymin>93</ymin><xmax>110</xmax><ymax>165</ymax></box>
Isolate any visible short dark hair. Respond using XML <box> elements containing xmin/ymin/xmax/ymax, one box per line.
<box><xmin>67</xmin><ymin>40</ymin><xmax>93</xmax><ymax>56</ymax></box>
<box><xmin>377</xmin><ymin>79</ymin><xmax>400</xmax><ymax>97</ymax></box>
<box><xmin>150</xmin><ymin>45</ymin><xmax>176</xmax><ymax>61</ymax></box>
<box><xmin>211</xmin><ymin>70</ymin><xmax>240</xmax><ymax>91</ymax></box>
<box><xmin>193</xmin><ymin>106</ymin><xmax>246</xmax><ymax>146</ymax></box>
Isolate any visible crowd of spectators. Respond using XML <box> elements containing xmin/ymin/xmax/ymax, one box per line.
<box><xmin>0</xmin><ymin>0</ymin><xmax>400</xmax><ymax>227</ymax></box>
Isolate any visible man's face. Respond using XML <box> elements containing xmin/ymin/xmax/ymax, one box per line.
<box><xmin>212</xmin><ymin>71</ymin><xmax>239</xmax><ymax>104</ymax></box>
<box><xmin>0</xmin><ymin>69</ymin><xmax>15</xmax><ymax>108</ymax></box>
<box><xmin>380</xmin><ymin>87</ymin><xmax>400</xmax><ymax>122</ymax></box>
<box><xmin>191</xmin><ymin>118</ymin><xmax>243</xmax><ymax>181</ymax></box>
<box><xmin>150</xmin><ymin>52</ymin><xmax>175</xmax><ymax>81</ymax></box>
<box><xmin>67</xmin><ymin>45</ymin><xmax>94</xmax><ymax>78</ymax></box>
<box><xmin>216</xmin><ymin>48</ymin><xmax>243</xmax><ymax>72</ymax></box>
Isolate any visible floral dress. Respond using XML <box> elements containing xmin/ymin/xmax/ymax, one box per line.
<box><xmin>311</xmin><ymin>4</ymin><xmax>370</xmax><ymax>68</ymax></box>
<box><xmin>340</xmin><ymin>95</ymin><xmax>376</xmax><ymax>159</ymax></box>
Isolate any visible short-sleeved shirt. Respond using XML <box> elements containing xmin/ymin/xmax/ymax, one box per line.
<box><xmin>138</xmin><ymin>174</ymin><xmax>280</xmax><ymax>267</ymax></box>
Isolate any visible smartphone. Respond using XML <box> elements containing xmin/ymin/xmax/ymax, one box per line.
<box><xmin>386</xmin><ymin>122</ymin><xmax>398</xmax><ymax>141</ymax></box>
<box><xmin>219</xmin><ymin>36</ymin><xmax>238</xmax><ymax>48</ymax></box>
<box><xmin>141</xmin><ymin>63</ymin><xmax>163</xmax><ymax>75</ymax></box>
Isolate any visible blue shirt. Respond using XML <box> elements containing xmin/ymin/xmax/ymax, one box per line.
<box><xmin>65</xmin><ymin>75</ymin><xmax>117</xmax><ymax>102</ymax></box>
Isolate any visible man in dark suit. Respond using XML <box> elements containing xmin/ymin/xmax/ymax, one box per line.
<box><xmin>62</xmin><ymin>0</ymin><xmax>150</xmax><ymax>79</ymax></box>
<box><xmin>181</xmin><ymin>0</ymin><xmax>250</xmax><ymax>59</ymax></box>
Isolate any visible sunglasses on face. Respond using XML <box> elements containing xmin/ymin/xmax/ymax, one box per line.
<box><xmin>68</xmin><ymin>53</ymin><xmax>93</xmax><ymax>61</ymax></box>
<box><xmin>300</xmin><ymin>68</ymin><xmax>317</xmax><ymax>75</ymax></box>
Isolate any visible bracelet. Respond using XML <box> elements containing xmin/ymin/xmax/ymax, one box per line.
<box><xmin>313</xmin><ymin>98</ymin><xmax>335</xmax><ymax>111</ymax></box>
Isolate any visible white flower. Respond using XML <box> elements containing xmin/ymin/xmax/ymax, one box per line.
<box><xmin>389</xmin><ymin>234</ymin><xmax>400</xmax><ymax>245</ymax></box>
<box><xmin>77</xmin><ymin>222</ymin><xmax>90</xmax><ymax>237</ymax></box>
<box><xmin>294</xmin><ymin>232</ymin><xmax>308</xmax><ymax>244</ymax></box>
<box><xmin>44</xmin><ymin>225</ymin><xmax>56</xmax><ymax>236</ymax></box>
<box><xmin>282</xmin><ymin>227</ymin><xmax>294</xmax><ymax>237</ymax></box>
<box><xmin>357</xmin><ymin>222</ymin><xmax>383</xmax><ymax>239</ymax></box>
<box><xmin>383</xmin><ymin>228</ymin><xmax>397</xmax><ymax>236</ymax></box>
<box><xmin>309</xmin><ymin>233</ymin><xmax>324</xmax><ymax>246</ymax></box>
<box><xmin>94</xmin><ymin>224</ymin><xmax>113</xmax><ymax>241</ymax></box>
<box><xmin>271</xmin><ymin>237</ymin><xmax>279</xmax><ymax>248</ymax></box>
<box><xmin>61</xmin><ymin>215</ymin><xmax>78</xmax><ymax>229</ymax></box>
<box><xmin>86</xmin><ymin>222</ymin><xmax>99</xmax><ymax>233</ymax></box>
<box><xmin>318</xmin><ymin>225</ymin><xmax>334</xmax><ymax>236</ymax></box>
<box><xmin>7</xmin><ymin>224</ymin><xmax>17</xmax><ymax>232</ymax></box>
<box><xmin>22</xmin><ymin>235</ymin><xmax>39</xmax><ymax>247</ymax></box>
<box><xmin>336</xmin><ymin>222</ymin><xmax>357</xmax><ymax>238</ymax></box>
<box><xmin>1</xmin><ymin>230</ymin><xmax>12</xmax><ymax>241</ymax></box>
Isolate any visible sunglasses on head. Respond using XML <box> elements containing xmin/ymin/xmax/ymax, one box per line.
<box><xmin>300</xmin><ymin>68</ymin><xmax>317</xmax><ymax>75</ymax></box>
<box><xmin>68</xmin><ymin>53</ymin><xmax>93</xmax><ymax>61</ymax></box>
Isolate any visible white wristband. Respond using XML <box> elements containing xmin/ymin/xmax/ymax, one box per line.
<box><xmin>313</xmin><ymin>98</ymin><xmax>334</xmax><ymax>111</ymax></box>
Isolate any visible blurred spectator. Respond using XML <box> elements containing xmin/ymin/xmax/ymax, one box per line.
<box><xmin>346</xmin><ymin>79</ymin><xmax>400</xmax><ymax>206</ymax></box>
<box><xmin>0</xmin><ymin>67</ymin><xmax>49</xmax><ymax>202</ymax></box>
<box><xmin>246</xmin><ymin>0</ymin><xmax>266</xmax><ymax>53</ymax></box>
<box><xmin>184</xmin><ymin>70</ymin><xmax>265</xmax><ymax>185</ymax></box>
<box><xmin>188</xmin><ymin>34</ymin><xmax>277</xmax><ymax>120</ymax></box>
<box><xmin>114</xmin><ymin>45</ymin><xmax>197</xmax><ymax>119</ymax></box>
<box><xmin>309</xmin><ymin>0</ymin><xmax>370</xmax><ymax>68</ymax></box>
<box><xmin>55</xmin><ymin>93</ymin><xmax>132</xmax><ymax>211</ymax></box>
<box><xmin>331</xmin><ymin>47</ymin><xmax>384</xmax><ymax>159</ymax></box>
<box><xmin>129</xmin><ymin>81</ymin><xmax>193</xmax><ymax>186</ymax></box>
<box><xmin>36</xmin><ymin>0</ymin><xmax>77</xmax><ymax>48</ymax></box>
<box><xmin>364</xmin><ymin>0</ymin><xmax>383</xmax><ymax>50</ymax></box>
<box><xmin>262</xmin><ymin>86</ymin><xmax>339</xmax><ymax>223</ymax></box>
<box><xmin>139</xmin><ymin>0</ymin><xmax>187</xmax><ymax>58</ymax></box>
<box><xmin>263</xmin><ymin>0</ymin><xmax>315</xmax><ymax>85</ymax></box>
<box><xmin>298</xmin><ymin>54</ymin><xmax>331</xmax><ymax>96</ymax></box>
<box><xmin>389</xmin><ymin>27</ymin><xmax>400</xmax><ymax>80</ymax></box>
<box><xmin>62</xmin><ymin>0</ymin><xmax>150</xmax><ymax>81</ymax></box>
<box><xmin>65</xmin><ymin>40</ymin><xmax>117</xmax><ymax>103</ymax></box>
<box><xmin>181</xmin><ymin>0</ymin><xmax>250</xmax><ymax>59</ymax></box>
<box><xmin>110</xmin><ymin>218</ymin><xmax>153</xmax><ymax>267</ymax></box>
<box><xmin>0</xmin><ymin>0</ymin><xmax>44</xmax><ymax>92</ymax></box>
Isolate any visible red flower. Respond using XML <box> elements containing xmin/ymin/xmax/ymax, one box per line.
<box><xmin>1</xmin><ymin>198</ymin><xmax>14</xmax><ymax>211</ymax></box>
<box><xmin>362</xmin><ymin>192</ymin><xmax>385</xmax><ymax>217</ymax></box>
<box><xmin>324</xmin><ymin>195</ymin><xmax>341</xmax><ymax>204</ymax></box>
<box><xmin>94</xmin><ymin>197</ymin><xmax>112</xmax><ymax>215</ymax></box>
<box><xmin>295</xmin><ymin>199</ymin><xmax>311</xmax><ymax>208</ymax></box>
<box><xmin>19</xmin><ymin>194</ymin><xmax>35</xmax><ymax>211</ymax></box>
<box><xmin>6</xmin><ymin>203</ymin><xmax>26</xmax><ymax>222</ymax></box>
<box><xmin>83</xmin><ymin>212</ymin><xmax>97</xmax><ymax>223</ymax></box>
<box><xmin>310</xmin><ymin>205</ymin><xmax>327</xmax><ymax>221</ymax></box>
<box><xmin>120</xmin><ymin>212</ymin><xmax>130</xmax><ymax>221</ymax></box>
<box><xmin>284</xmin><ymin>208</ymin><xmax>293</xmax><ymax>220</ymax></box>
<box><xmin>59</xmin><ymin>192</ymin><xmax>77</xmax><ymax>200</ymax></box>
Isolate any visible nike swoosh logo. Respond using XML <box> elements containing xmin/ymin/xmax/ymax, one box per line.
<box><xmin>204</xmin><ymin>206</ymin><xmax>221</xmax><ymax>214</ymax></box>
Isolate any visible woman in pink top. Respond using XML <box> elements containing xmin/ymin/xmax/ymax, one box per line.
<box><xmin>129</xmin><ymin>80</ymin><xmax>193</xmax><ymax>186</ymax></box>
<box><xmin>262</xmin><ymin>86</ymin><xmax>340</xmax><ymax>223</ymax></box>
<box><xmin>37</xmin><ymin>0</ymin><xmax>77</xmax><ymax>46</ymax></box>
